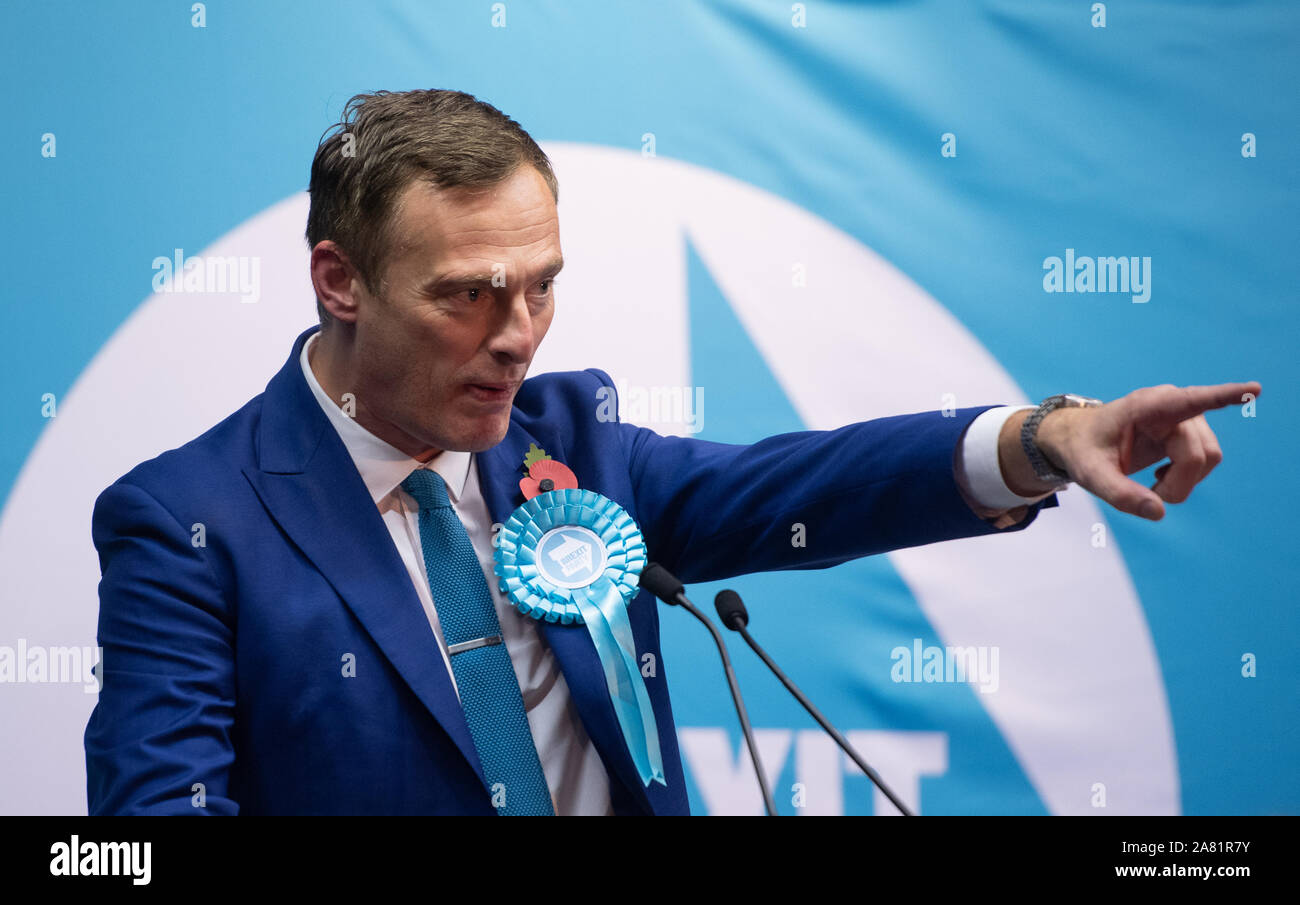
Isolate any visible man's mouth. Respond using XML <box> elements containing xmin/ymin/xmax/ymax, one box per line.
<box><xmin>465</xmin><ymin>382</ymin><xmax>514</xmax><ymax>403</ymax></box>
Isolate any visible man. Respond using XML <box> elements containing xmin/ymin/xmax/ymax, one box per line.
<box><xmin>85</xmin><ymin>89</ymin><xmax>1259</xmax><ymax>815</ymax></box>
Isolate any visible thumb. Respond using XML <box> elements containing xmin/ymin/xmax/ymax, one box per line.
<box><xmin>1074</xmin><ymin>457</ymin><xmax>1167</xmax><ymax>521</ymax></box>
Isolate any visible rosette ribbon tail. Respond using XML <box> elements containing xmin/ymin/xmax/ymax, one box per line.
<box><xmin>574</xmin><ymin>577</ymin><xmax>667</xmax><ymax>787</ymax></box>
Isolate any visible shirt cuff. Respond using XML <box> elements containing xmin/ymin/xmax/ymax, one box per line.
<box><xmin>957</xmin><ymin>405</ymin><xmax>1061</xmax><ymax>510</ymax></box>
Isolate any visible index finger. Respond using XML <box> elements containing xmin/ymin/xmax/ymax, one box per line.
<box><xmin>1148</xmin><ymin>381</ymin><xmax>1262</xmax><ymax>421</ymax></box>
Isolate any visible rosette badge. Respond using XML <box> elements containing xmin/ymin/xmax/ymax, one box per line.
<box><xmin>494</xmin><ymin>444</ymin><xmax>666</xmax><ymax>787</ymax></box>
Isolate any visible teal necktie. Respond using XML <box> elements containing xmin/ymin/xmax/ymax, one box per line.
<box><xmin>401</xmin><ymin>468</ymin><xmax>555</xmax><ymax>816</ymax></box>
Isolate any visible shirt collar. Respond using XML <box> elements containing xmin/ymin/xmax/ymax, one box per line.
<box><xmin>300</xmin><ymin>331</ymin><xmax>472</xmax><ymax>505</ymax></box>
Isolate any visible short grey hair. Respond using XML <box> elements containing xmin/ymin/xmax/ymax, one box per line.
<box><xmin>305</xmin><ymin>89</ymin><xmax>558</xmax><ymax>324</ymax></box>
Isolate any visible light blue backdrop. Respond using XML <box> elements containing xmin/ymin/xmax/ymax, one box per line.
<box><xmin>2</xmin><ymin>1</ymin><xmax>1294</xmax><ymax>814</ymax></box>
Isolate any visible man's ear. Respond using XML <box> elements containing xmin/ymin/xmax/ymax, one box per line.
<box><xmin>310</xmin><ymin>240</ymin><xmax>363</xmax><ymax>325</ymax></box>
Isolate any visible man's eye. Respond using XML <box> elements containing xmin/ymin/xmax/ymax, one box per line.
<box><xmin>461</xmin><ymin>287</ymin><xmax>480</xmax><ymax>302</ymax></box>
<box><xmin>537</xmin><ymin>279</ymin><xmax>553</xmax><ymax>294</ymax></box>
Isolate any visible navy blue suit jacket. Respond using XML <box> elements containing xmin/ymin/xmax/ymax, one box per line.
<box><xmin>85</xmin><ymin>326</ymin><xmax>1056</xmax><ymax>815</ymax></box>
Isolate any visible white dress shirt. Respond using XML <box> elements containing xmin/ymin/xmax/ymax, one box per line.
<box><xmin>302</xmin><ymin>333</ymin><xmax>1053</xmax><ymax>814</ymax></box>
<box><xmin>957</xmin><ymin>405</ymin><xmax>1057</xmax><ymax>509</ymax></box>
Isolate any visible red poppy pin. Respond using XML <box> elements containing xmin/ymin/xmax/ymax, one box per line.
<box><xmin>519</xmin><ymin>443</ymin><xmax>579</xmax><ymax>500</ymax></box>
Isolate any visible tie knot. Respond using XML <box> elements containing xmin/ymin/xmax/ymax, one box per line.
<box><xmin>401</xmin><ymin>468</ymin><xmax>452</xmax><ymax>510</ymax></box>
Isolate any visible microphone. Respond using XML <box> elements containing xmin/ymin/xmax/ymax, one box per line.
<box><xmin>638</xmin><ymin>564</ymin><xmax>777</xmax><ymax>816</ymax></box>
<box><xmin>714</xmin><ymin>588</ymin><xmax>915</xmax><ymax>817</ymax></box>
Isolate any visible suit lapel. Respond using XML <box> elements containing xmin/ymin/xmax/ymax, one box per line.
<box><xmin>241</xmin><ymin>328</ymin><xmax>486</xmax><ymax>790</ymax></box>
<box><xmin>477</xmin><ymin>427</ymin><xmax>657</xmax><ymax>816</ymax></box>
<box><xmin>245</xmin><ymin>327</ymin><xmax>658</xmax><ymax>813</ymax></box>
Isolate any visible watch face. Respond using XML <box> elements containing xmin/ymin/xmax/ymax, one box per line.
<box><xmin>1061</xmin><ymin>394</ymin><xmax>1103</xmax><ymax>407</ymax></box>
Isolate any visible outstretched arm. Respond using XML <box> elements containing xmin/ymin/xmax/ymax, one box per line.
<box><xmin>619</xmin><ymin>405</ymin><xmax>1057</xmax><ymax>584</ymax></box>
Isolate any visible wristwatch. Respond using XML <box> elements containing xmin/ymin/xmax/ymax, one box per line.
<box><xmin>1020</xmin><ymin>393</ymin><xmax>1103</xmax><ymax>487</ymax></box>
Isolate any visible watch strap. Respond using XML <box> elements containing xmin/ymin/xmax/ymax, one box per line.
<box><xmin>1020</xmin><ymin>394</ymin><xmax>1102</xmax><ymax>486</ymax></box>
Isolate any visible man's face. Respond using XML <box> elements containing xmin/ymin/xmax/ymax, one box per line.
<box><xmin>349</xmin><ymin>165</ymin><xmax>562</xmax><ymax>455</ymax></box>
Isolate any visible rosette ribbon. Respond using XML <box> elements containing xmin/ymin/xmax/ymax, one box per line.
<box><xmin>494</xmin><ymin>488</ymin><xmax>666</xmax><ymax>787</ymax></box>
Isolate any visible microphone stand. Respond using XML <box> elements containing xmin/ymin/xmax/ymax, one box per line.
<box><xmin>640</xmin><ymin>564</ymin><xmax>778</xmax><ymax>816</ymax></box>
<box><xmin>715</xmin><ymin>588</ymin><xmax>914</xmax><ymax>817</ymax></box>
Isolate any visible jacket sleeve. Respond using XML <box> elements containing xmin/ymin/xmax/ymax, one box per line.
<box><xmin>84</xmin><ymin>479</ymin><xmax>239</xmax><ymax>815</ymax></box>
<box><xmin>598</xmin><ymin>373</ymin><xmax>1057</xmax><ymax>584</ymax></box>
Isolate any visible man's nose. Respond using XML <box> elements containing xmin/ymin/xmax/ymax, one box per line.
<box><xmin>488</xmin><ymin>290</ymin><xmax>536</xmax><ymax>361</ymax></box>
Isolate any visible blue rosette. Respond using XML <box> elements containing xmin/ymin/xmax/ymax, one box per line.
<box><xmin>494</xmin><ymin>488</ymin><xmax>666</xmax><ymax>788</ymax></box>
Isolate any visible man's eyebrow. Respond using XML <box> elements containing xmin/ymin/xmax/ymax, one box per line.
<box><xmin>421</xmin><ymin>256</ymin><xmax>564</xmax><ymax>294</ymax></box>
<box><xmin>422</xmin><ymin>271</ymin><xmax>496</xmax><ymax>292</ymax></box>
